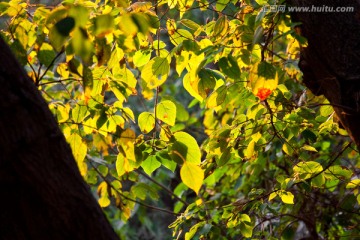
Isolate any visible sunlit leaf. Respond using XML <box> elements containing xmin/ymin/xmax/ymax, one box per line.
<box><xmin>301</xmin><ymin>145</ymin><xmax>318</xmax><ymax>152</ymax></box>
<box><xmin>170</xmin><ymin>131</ymin><xmax>201</xmax><ymax>164</ymax></box>
<box><xmin>97</xmin><ymin>182</ymin><xmax>110</xmax><ymax>207</ymax></box>
<box><xmin>346</xmin><ymin>179</ymin><xmax>360</xmax><ymax>189</ymax></box>
<box><xmin>156</xmin><ymin>100</ymin><xmax>176</xmax><ymax>126</ymax></box>
<box><xmin>67</xmin><ymin>133</ymin><xmax>87</xmax><ymax>176</ymax></box>
<box><xmin>141</xmin><ymin>155</ymin><xmax>161</xmax><ymax>175</ymax></box>
<box><xmin>279</xmin><ymin>191</ymin><xmax>294</xmax><ymax>204</ymax></box>
<box><xmin>180</xmin><ymin>161</ymin><xmax>204</xmax><ymax>194</ymax></box>
<box><xmin>138</xmin><ymin>112</ymin><xmax>155</xmax><ymax>133</ymax></box>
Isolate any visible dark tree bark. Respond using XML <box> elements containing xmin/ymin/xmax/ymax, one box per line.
<box><xmin>287</xmin><ymin>0</ymin><xmax>360</xmax><ymax>149</ymax></box>
<box><xmin>285</xmin><ymin>1</ymin><xmax>360</xmax><ymax>239</ymax></box>
<box><xmin>0</xmin><ymin>38</ymin><xmax>119</xmax><ymax>239</ymax></box>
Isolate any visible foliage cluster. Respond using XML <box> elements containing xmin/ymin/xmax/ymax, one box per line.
<box><xmin>0</xmin><ymin>0</ymin><xmax>359</xmax><ymax>238</ymax></box>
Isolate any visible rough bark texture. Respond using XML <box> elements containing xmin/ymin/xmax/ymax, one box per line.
<box><xmin>288</xmin><ymin>0</ymin><xmax>360</xmax><ymax>149</ymax></box>
<box><xmin>0</xmin><ymin>37</ymin><xmax>119</xmax><ymax>239</ymax></box>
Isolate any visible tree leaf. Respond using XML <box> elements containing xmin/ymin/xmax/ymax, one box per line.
<box><xmin>67</xmin><ymin>133</ymin><xmax>87</xmax><ymax>176</ymax></box>
<box><xmin>141</xmin><ymin>57</ymin><xmax>169</xmax><ymax>89</ymax></box>
<box><xmin>218</xmin><ymin>56</ymin><xmax>240</xmax><ymax>80</ymax></box>
<box><xmin>170</xmin><ymin>132</ymin><xmax>201</xmax><ymax>164</ymax></box>
<box><xmin>279</xmin><ymin>191</ymin><xmax>294</xmax><ymax>204</ymax></box>
<box><xmin>141</xmin><ymin>155</ymin><xmax>161</xmax><ymax>175</ymax></box>
<box><xmin>97</xmin><ymin>182</ymin><xmax>110</xmax><ymax>207</ymax></box>
<box><xmin>301</xmin><ymin>145</ymin><xmax>318</xmax><ymax>152</ymax></box>
<box><xmin>37</xmin><ymin>43</ymin><xmax>55</xmax><ymax>67</ymax></box>
<box><xmin>94</xmin><ymin>14</ymin><xmax>114</xmax><ymax>36</ymax></box>
<box><xmin>180</xmin><ymin>161</ymin><xmax>204</xmax><ymax>194</ymax></box>
<box><xmin>138</xmin><ymin>112</ymin><xmax>155</xmax><ymax>133</ymax></box>
<box><xmin>156</xmin><ymin>100</ymin><xmax>176</xmax><ymax>126</ymax></box>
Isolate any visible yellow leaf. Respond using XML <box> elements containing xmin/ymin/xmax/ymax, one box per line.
<box><xmin>156</xmin><ymin>100</ymin><xmax>176</xmax><ymax>126</ymax></box>
<box><xmin>346</xmin><ymin>179</ymin><xmax>360</xmax><ymax>189</ymax></box>
<box><xmin>279</xmin><ymin>191</ymin><xmax>294</xmax><ymax>204</ymax></box>
<box><xmin>116</xmin><ymin>154</ymin><xmax>133</xmax><ymax>177</ymax></box>
<box><xmin>138</xmin><ymin>112</ymin><xmax>155</xmax><ymax>133</ymax></box>
<box><xmin>67</xmin><ymin>133</ymin><xmax>87</xmax><ymax>176</ymax></box>
<box><xmin>301</xmin><ymin>145</ymin><xmax>318</xmax><ymax>152</ymax></box>
<box><xmin>180</xmin><ymin>162</ymin><xmax>204</xmax><ymax>194</ymax></box>
<box><xmin>141</xmin><ymin>57</ymin><xmax>169</xmax><ymax>89</ymax></box>
<box><xmin>245</xmin><ymin>140</ymin><xmax>255</xmax><ymax>159</ymax></box>
<box><xmin>282</xmin><ymin>142</ymin><xmax>293</xmax><ymax>156</ymax></box>
<box><xmin>118</xmin><ymin>129</ymin><xmax>136</xmax><ymax>161</ymax></box>
<box><xmin>97</xmin><ymin>182</ymin><xmax>110</xmax><ymax>207</ymax></box>
<box><xmin>249</xmin><ymin>62</ymin><xmax>278</xmax><ymax>101</ymax></box>
<box><xmin>268</xmin><ymin>192</ymin><xmax>277</xmax><ymax>201</ymax></box>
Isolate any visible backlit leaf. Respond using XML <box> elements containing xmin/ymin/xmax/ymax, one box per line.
<box><xmin>279</xmin><ymin>191</ymin><xmax>294</xmax><ymax>204</ymax></box>
<box><xmin>156</xmin><ymin>100</ymin><xmax>176</xmax><ymax>126</ymax></box>
<box><xmin>138</xmin><ymin>112</ymin><xmax>155</xmax><ymax>133</ymax></box>
<box><xmin>38</xmin><ymin>43</ymin><xmax>55</xmax><ymax>67</ymax></box>
<box><xmin>180</xmin><ymin>161</ymin><xmax>204</xmax><ymax>194</ymax></box>
<box><xmin>170</xmin><ymin>131</ymin><xmax>201</xmax><ymax>164</ymax></box>
<box><xmin>67</xmin><ymin>133</ymin><xmax>87</xmax><ymax>176</ymax></box>
<box><xmin>141</xmin><ymin>155</ymin><xmax>161</xmax><ymax>175</ymax></box>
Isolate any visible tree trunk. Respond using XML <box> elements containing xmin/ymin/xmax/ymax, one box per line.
<box><xmin>287</xmin><ymin>0</ymin><xmax>360</xmax><ymax>149</ymax></box>
<box><xmin>0</xmin><ymin>37</ymin><xmax>119</xmax><ymax>239</ymax></box>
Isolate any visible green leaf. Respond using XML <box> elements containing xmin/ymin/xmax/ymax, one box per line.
<box><xmin>180</xmin><ymin>19</ymin><xmax>200</xmax><ymax>32</ymax></box>
<box><xmin>312</xmin><ymin>173</ymin><xmax>325</xmax><ymax>187</ymax></box>
<box><xmin>138</xmin><ymin>112</ymin><xmax>155</xmax><ymax>133</ymax></box>
<box><xmin>170</xmin><ymin>29</ymin><xmax>194</xmax><ymax>45</ymax></box>
<box><xmin>72</xmin><ymin>104</ymin><xmax>89</xmax><ymax>123</ymax></box>
<box><xmin>293</xmin><ymin>161</ymin><xmax>323</xmax><ymax>179</ymax></box>
<box><xmin>325</xmin><ymin>166</ymin><xmax>352</xmax><ymax>180</ymax></box>
<box><xmin>319</xmin><ymin>100</ymin><xmax>333</xmax><ymax>117</ymax></box>
<box><xmin>215</xmin><ymin>0</ymin><xmax>230</xmax><ymax>12</ymax></box>
<box><xmin>10</xmin><ymin>39</ymin><xmax>27</xmax><ymax>65</ymax></box>
<box><xmin>38</xmin><ymin>43</ymin><xmax>55</xmax><ymax>67</ymax></box>
<box><xmin>170</xmin><ymin>132</ymin><xmax>201</xmax><ymax>164</ymax></box>
<box><xmin>180</xmin><ymin>161</ymin><xmax>204</xmax><ymax>194</ymax></box>
<box><xmin>131</xmin><ymin>182</ymin><xmax>159</xmax><ymax>200</ymax></box>
<box><xmin>213</xmin><ymin>15</ymin><xmax>228</xmax><ymax>37</ymax></box>
<box><xmin>197</xmin><ymin>68</ymin><xmax>217</xmax><ymax>98</ymax></box>
<box><xmin>282</xmin><ymin>142</ymin><xmax>294</xmax><ymax>156</ymax></box>
<box><xmin>141</xmin><ymin>155</ymin><xmax>161</xmax><ymax>175</ymax></box>
<box><xmin>94</xmin><ymin>14</ymin><xmax>114</xmax><ymax>36</ymax></box>
<box><xmin>217</xmin><ymin>147</ymin><xmax>232</xmax><ymax>166</ymax></box>
<box><xmin>133</xmin><ymin>50</ymin><xmax>151</xmax><ymax>67</ymax></box>
<box><xmin>55</xmin><ymin>16</ymin><xmax>75</xmax><ymax>36</ymax></box>
<box><xmin>258</xmin><ymin>61</ymin><xmax>276</xmax><ymax>79</ymax></box>
<box><xmin>206</xmin><ymin>85</ymin><xmax>227</xmax><ymax>108</ymax></box>
<box><xmin>253</xmin><ymin>25</ymin><xmax>264</xmax><ymax>46</ymax></box>
<box><xmin>72</xmin><ymin>27</ymin><xmax>93</xmax><ymax>61</ymax></box>
<box><xmin>218</xmin><ymin>56</ymin><xmax>240</xmax><ymax>80</ymax></box>
<box><xmin>156</xmin><ymin>100</ymin><xmax>176</xmax><ymax>126</ymax></box>
<box><xmin>239</xmin><ymin>214</ymin><xmax>253</xmax><ymax>238</ymax></box>
<box><xmin>185</xmin><ymin>221</ymin><xmax>205</xmax><ymax>240</ymax></box>
<box><xmin>156</xmin><ymin>151</ymin><xmax>176</xmax><ymax>172</ymax></box>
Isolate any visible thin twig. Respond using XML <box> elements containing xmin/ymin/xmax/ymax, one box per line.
<box><xmin>136</xmin><ymin>169</ymin><xmax>189</xmax><ymax>206</ymax></box>
<box><xmin>90</xmin><ymin>162</ymin><xmax>180</xmax><ymax>216</ymax></box>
